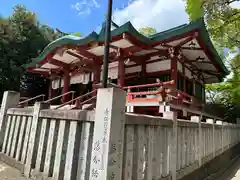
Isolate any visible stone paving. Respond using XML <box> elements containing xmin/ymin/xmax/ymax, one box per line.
<box><xmin>0</xmin><ymin>162</ymin><xmax>28</xmax><ymax>180</ymax></box>
<box><xmin>0</xmin><ymin>158</ymin><xmax>240</xmax><ymax>180</ymax></box>
<box><xmin>216</xmin><ymin>158</ymin><xmax>240</xmax><ymax>180</ymax></box>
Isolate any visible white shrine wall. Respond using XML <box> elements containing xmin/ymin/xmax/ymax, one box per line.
<box><xmin>146</xmin><ymin>59</ymin><xmax>171</xmax><ymax>73</ymax></box>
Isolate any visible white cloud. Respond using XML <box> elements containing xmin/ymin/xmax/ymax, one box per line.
<box><xmin>112</xmin><ymin>0</ymin><xmax>189</xmax><ymax>32</ymax></box>
<box><xmin>230</xmin><ymin>1</ymin><xmax>240</xmax><ymax>8</ymax></box>
<box><xmin>71</xmin><ymin>0</ymin><xmax>100</xmax><ymax>16</ymax></box>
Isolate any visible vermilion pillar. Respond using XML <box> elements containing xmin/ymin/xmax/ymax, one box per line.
<box><xmin>61</xmin><ymin>71</ymin><xmax>70</xmax><ymax>103</ymax></box>
<box><xmin>171</xmin><ymin>58</ymin><xmax>178</xmax><ymax>88</ymax></box>
<box><xmin>117</xmin><ymin>59</ymin><xmax>125</xmax><ymax>87</ymax></box>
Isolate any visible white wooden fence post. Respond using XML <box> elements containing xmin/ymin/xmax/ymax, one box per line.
<box><xmin>206</xmin><ymin>118</ymin><xmax>215</xmax><ymax>158</ymax></box>
<box><xmin>237</xmin><ymin>118</ymin><xmax>240</xmax><ymax>125</ymax></box>
<box><xmin>89</xmin><ymin>88</ymin><xmax>126</xmax><ymax>180</ymax></box>
<box><xmin>163</xmin><ymin>111</ymin><xmax>177</xmax><ymax>180</ymax></box>
<box><xmin>217</xmin><ymin>120</ymin><xmax>224</xmax><ymax>153</ymax></box>
<box><xmin>0</xmin><ymin>91</ymin><xmax>20</xmax><ymax>150</ymax></box>
<box><xmin>191</xmin><ymin>115</ymin><xmax>202</xmax><ymax>167</ymax></box>
<box><xmin>24</xmin><ymin>102</ymin><xmax>49</xmax><ymax>177</ymax></box>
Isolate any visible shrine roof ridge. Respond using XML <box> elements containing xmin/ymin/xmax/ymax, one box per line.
<box><xmin>24</xmin><ymin>18</ymin><xmax>229</xmax><ymax>75</ymax></box>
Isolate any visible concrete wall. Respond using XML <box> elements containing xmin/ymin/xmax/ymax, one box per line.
<box><xmin>0</xmin><ymin>89</ymin><xmax>239</xmax><ymax>180</ymax></box>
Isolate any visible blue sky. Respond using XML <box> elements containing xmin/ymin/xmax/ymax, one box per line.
<box><xmin>1</xmin><ymin>0</ymin><xmax>239</xmax><ymax>36</ymax></box>
<box><xmin>0</xmin><ymin>0</ymin><xmax>191</xmax><ymax>36</ymax></box>
<box><xmin>0</xmin><ymin>0</ymin><xmax>131</xmax><ymax>35</ymax></box>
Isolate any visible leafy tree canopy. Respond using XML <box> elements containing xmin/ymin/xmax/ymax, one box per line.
<box><xmin>185</xmin><ymin>0</ymin><xmax>240</xmax><ymax>120</ymax></box>
<box><xmin>186</xmin><ymin>0</ymin><xmax>240</xmax><ymax>49</ymax></box>
<box><xmin>139</xmin><ymin>27</ymin><xmax>157</xmax><ymax>37</ymax></box>
<box><xmin>0</xmin><ymin>5</ymin><xmax>66</xmax><ymax>99</ymax></box>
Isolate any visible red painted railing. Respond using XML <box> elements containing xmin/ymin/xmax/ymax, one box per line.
<box><xmin>124</xmin><ymin>80</ymin><xmax>202</xmax><ymax>107</ymax></box>
<box><xmin>18</xmin><ymin>94</ymin><xmax>45</xmax><ymax>107</ymax></box>
<box><xmin>52</xmin><ymin>80</ymin><xmax>202</xmax><ymax>110</ymax></box>
<box><xmin>54</xmin><ymin>89</ymin><xmax>97</xmax><ymax>110</ymax></box>
<box><xmin>44</xmin><ymin>91</ymin><xmax>75</xmax><ymax>104</ymax></box>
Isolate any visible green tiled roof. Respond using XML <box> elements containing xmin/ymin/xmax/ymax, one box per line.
<box><xmin>25</xmin><ymin>18</ymin><xmax>229</xmax><ymax>76</ymax></box>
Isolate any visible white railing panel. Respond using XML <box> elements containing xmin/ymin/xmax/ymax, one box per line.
<box><xmin>15</xmin><ymin>116</ymin><xmax>27</xmax><ymax>161</ymax></box>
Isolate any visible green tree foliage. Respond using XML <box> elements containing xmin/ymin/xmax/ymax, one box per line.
<box><xmin>56</xmin><ymin>28</ymin><xmax>81</xmax><ymax>37</ymax></box>
<box><xmin>139</xmin><ymin>27</ymin><xmax>157</xmax><ymax>37</ymax></box>
<box><xmin>185</xmin><ymin>0</ymin><xmax>240</xmax><ymax>120</ymax></box>
<box><xmin>71</xmin><ymin>32</ymin><xmax>81</xmax><ymax>37</ymax></box>
<box><xmin>185</xmin><ymin>0</ymin><xmax>204</xmax><ymax>20</ymax></box>
<box><xmin>186</xmin><ymin>0</ymin><xmax>240</xmax><ymax>48</ymax></box>
<box><xmin>0</xmin><ymin>5</ymin><xmax>64</xmax><ymax>99</ymax></box>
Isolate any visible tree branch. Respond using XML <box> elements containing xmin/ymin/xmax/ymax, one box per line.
<box><xmin>226</xmin><ymin>0</ymin><xmax>240</xmax><ymax>5</ymax></box>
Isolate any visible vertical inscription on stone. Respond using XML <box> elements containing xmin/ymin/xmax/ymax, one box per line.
<box><xmin>89</xmin><ymin>88</ymin><xmax>126</xmax><ymax>180</ymax></box>
<box><xmin>101</xmin><ymin>108</ymin><xmax>109</xmax><ymax>170</ymax></box>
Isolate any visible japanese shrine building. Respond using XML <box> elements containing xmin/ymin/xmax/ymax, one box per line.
<box><xmin>25</xmin><ymin>18</ymin><xmax>228</xmax><ymax>116</ymax></box>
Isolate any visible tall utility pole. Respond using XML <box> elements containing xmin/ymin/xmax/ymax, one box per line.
<box><xmin>102</xmin><ymin>0</ymin><xmax>113</xmax><ymax>88</ymax></box>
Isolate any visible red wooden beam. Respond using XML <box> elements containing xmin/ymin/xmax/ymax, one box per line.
<box><xmin>152</xmin><ymin>30</ymin><xmax>198</xmax><ymax>47</ymax></box>
<box><xmin>175</xmin><ymin>33</ymin><xmax>198</xmax><ymax>48</ymax></box>
<box><xmin>109</xmin><ymin>45</ymin><xmax>119</xmax><ymax>51</ymax></box>
<box><xmin>99</xmin><ymin>51</ymin><xmax>117</xmax><ymax>63</ymax></box>
<box><xmin>125</xmin><ymin>57</ymin><xmax>168</xmax><ymax>68</ymax></box>
<box><xmin>66</xmin><ymin>50</ymin><xmax>95</xmax><ymax>66</ymax></box>
<box><xmin>69</xmin><ymin>66</ymin><xmax>93</xmax><ymax>77</ymax></box>
<box><xmin>96</xmin><ymin>36</ymin><xmax>169</xmax><ymax>65</ymax></box>
<box><xmin>28</xmin><ymin>69</ymin><xmax>51</xmax><ymax>77</ymax></box>
<box><xmin>146</xmin><ymin>57</ymin><xmax>168</xmax><ymax>63</ymax></box>
<box><xmin>144</xmin><ymin>50</ymin><xmax>169</xmax><ymax>59</ymax></box>
<box><xmin>75</xmin><ymin>47</ymin><xmax>99</xmax><ymax>59</ymax></box>
<box><xmin>125</xmin><ymin>70</ymin><xmax>171</xmax><ymax>79</ymax></box>
<box><xmin>184</xmin><ymin>59</ymin><xmax>214</xmax><ymax>64</ymax></box>
<box><xmin>192</xmin><ymin>69</ymin><xmax>221</xmax><ymax>76</ymax></box>
<box><xmin>39</xmin><ymin>52</ymin><xmax>55</xmax><ymax>65</ymax></box>
<box><xmin>49</xmin><ymin>58</ymin><xmax>70</xmax><ymax>69</ymax></box>
<box><xmin>98</xmin><ymin>42</ymin><xmax>141</xmax><ymax>56</ymax></box>
<box><xmin>205</xmin><ymin>76</ymin><xmax>217</xmax><ymax>80</ymax></box>
<box><xmin>179</xmin><ymin>54</ymin><xmax>203</xmax><ymax>79</ymax></box>
<box><xmin>124</xmin><ymin>49</ymin><xmax>168</xmax><ymax>66</ymax></box>
<box><xmin>28</xmin><ymin>67</ymin><xmax>63</xmax><ymax>74</ymax></box>
<box><xmin>195</xmin><ymin>32</ymin><xmax>222</xmax><ymax>73</ymax></box>
<box><xmin>181</xmin><ymin>47</ymin><xmax>202</xmax><ymax>50</ymax></box>
<box><xmin>182</xmin><ymin>40</ymin><xmax>222</xmax><ymax>80</ymax></box>
<box><xmin>128</xmin><ymin>55</ymin><xmax>149</xmax><ymax>63</ymax></box>
<box><xmin>124</xmin><ymin>46</ymin><xmax>143</xmax><ymax>54</ymax></box>
<box><xmin>123</xmin><ymin>32</ymin><xmax>150</xmax><ymax>49</ymax></box>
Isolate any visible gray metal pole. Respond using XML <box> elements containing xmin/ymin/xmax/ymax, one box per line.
<box><xmin>102</xmin><ymin>0</ymin><xmax>113</xmax><ymax>88</ymax></box>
